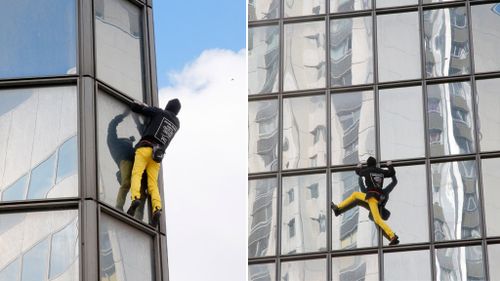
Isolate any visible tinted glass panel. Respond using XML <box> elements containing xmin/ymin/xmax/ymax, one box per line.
<box><xmin>249</xmin><ymin>263</ymin><xmax>275</xmax><ymax>281</ymax></box>
<box><xmin>379</xmin><ymin>86</ymin><xmax>424</xmax><ymax>160</ymax></box>
<box><xmin>331</xmin><ymin>91</ymin><xmax>375</xmax><ymax>165</ymax></box>
<box><xmin>330</xmin><ymin>16</ymin><xmax>373</xmax><ymax>87</ymax></box>
<box><xmin>0</xmin><ymin>210</ymin><xmax>78</xmax><ymax>281</ymax></box>
<box><xmin>248</xmin><ymin>178</ymin><xmax>278</xmax><ymax>258</ymax></box>
<box><xmin>476</xmin><ymin>78</ymin><xmax>500</xmax><ymax>152</ymax></box>
<box><xmin>471</xmin><ymin>4</ymin><xmax>500</xmax><ymax>73</ymax></box>
<box><xmin>424</xmin><ymin>7</ymin><xmax>471</xmax><ymax>78</ymax></box>
<box><xmin>384</xmin><ymin>250</ymin><xmax>431</xmax><ymax>281</ymax></box>
<box><xmin>480</xmin><ymin>158</ymin><xmax>500</xmax><ymax>237</ymax></box>
<box><xmin>282</xmin><ymin>174</ymin><xmax>326</xmax><ymax>254</ymax></box>
<box><xmin>331</xmin><ymin>0</ymin><xmax>371</xmax><ymax>13</ymax></box>
<box><xmin>95</xmin><ymin>0</ymin><xmax>144</xmax><ymax>100</ymax></box>
<box><xmin>489</xmin><ymin>244</ymin><xmax>500</xmax><ymax>280</ymax></box>
<box><xmin>377</xmin><ymin>0</ymin><xmax>417</xmax><ymax>8</ymax></box>
<box><xmin>377</xmin><ymin>12</ymin><xmax>421</xmax><ymax>82</ymax></box>
<box><xmin>97</xmin><ymin>91</ymin><xmax>150</xmax><ymax>222</ymax></box>
<box><xmin>427</xmin><ymin>82</ymin><xmax>475</xmax><ymax>157</ymax></box>
<box><xmin>332</xmin><ymin>254</ymin><xmax>378</xmax><ymax>281</ymax></box>
<box><xmin>284</xmin><ymin>21</ymin><xmax>326</xmax><ymax>91</ymax></box>
<box><xmin>285</xmin><ymin>0</ymin><xmax>325</xmax><ymax>17</ymax></box>
<box><xmin>281</xmin><ymin>259</ymin><xmax>326</xmax><ymax>281</ymax></box>
<box><xmin>249</xmin><ymin>100</ymin><xmax>279</xmax><ymax>173</ymax></box>
<box><xmin>435</xmin><ymin>246</ymin><xmax>485</xmax><ymax>280</ymax></box>
<box><xmin>283</xmin><ymin>96</ymin><xmax>327</xmax><ymax>170</ymax></box>
<box><xmin>382</xmin><ymin>165</ymin><xmax>429</xmax><ymax>245</ymax></box>
<box><xmin>0</xmin><ymin>87</ymin><xmax>78</xmax><ymax>202</ymax></box>
<box><xmin>100</xmin><ymin>214</ymin><xmax>154</xmax><ymax>281</ymax></box>
<box><xmin>248</xmin><ymin>0</ymin><xmax>279</xmax><ymax>21</ymax></box>
<box><xmin>431</xmin><ymin>160</ymin><xmax>481</xmax><ymax>241</ymax></box>
<box><xmin>0</xmin><ymin>0</ymin><xmax>76</xmax><ymax>79</ymax></box>
<box><xmin>332</xmin><ymin>171</ymin><xmax>378</xmax><ymax>250</ymax></box>
<box><xmin>249</xmin><ymin>26</ymin><xmax>279</xmax><ymax>95</ymax></box>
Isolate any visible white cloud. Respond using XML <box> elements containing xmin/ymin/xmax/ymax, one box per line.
<box><xmin>159</xmin><ymin>48</ymin><xmax>247</xmax><ymax>281</ymax></box>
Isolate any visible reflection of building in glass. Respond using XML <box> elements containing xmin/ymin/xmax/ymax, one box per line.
<box><xmin>248</xmin><ymin>179</ymin><xmax>277</xmax><ymax>258</ymax></box>
<box><xmin>0</xmin><ymin>0</ymin><xmax>168</xmax><ymax>280</ymax></box>
<box><xmin>249</xmin><ymin>1</ymin><xmax>499</xmax><ymax>280</ymax></box>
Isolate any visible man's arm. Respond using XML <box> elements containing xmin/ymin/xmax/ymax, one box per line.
<box><xmin>380</xmin><ymin>161</ymin><xmax>396</xmax><ymax>177</ymax></box>
<box><xmin>358</xmin><ymin>176</ymin><xmax>367</xmax><ymax>193</ymax></box>
<box><xmin>383</xmin><ymin>175</ymin><xmax>398</xmax><ymax>195</ymax></box>
<box><xmin>355</xmin><ymin>163</ymin><xmax>363</xmax><ymax>175</ymax></box>
<box><xmin>130</xmin><ymin>101</ymin><xmax>156</xmax><ymax>117</ymax></box>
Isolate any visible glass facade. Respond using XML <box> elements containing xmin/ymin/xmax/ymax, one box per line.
<box><xmin>249</xmin><ymin>1</ymin><xmax>500</xmax><ymax>279</ymax></box>
<box><xmin>0</xmin><ymin>0</ymin><xmax>168</xmax><ymax>280</ymax></box>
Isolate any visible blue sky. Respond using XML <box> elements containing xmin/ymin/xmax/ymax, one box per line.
<box><xmin>153</xmin><ymin>0</ymin><xmax>246</xmax><ymax>87</ymax></box>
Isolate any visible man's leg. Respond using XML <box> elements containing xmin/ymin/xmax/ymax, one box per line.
<box><xmin>332</xmin><ymin>192</ymin><xmax>366</xmax><ymax>216</ymax></box>
<box><xmin>115</xmin><ymin>160</ymin><xmax>133</xmax><ymax>211</ymax></box>
<box><xmin>145</xmin><ymin>159</ymin><xmax>162</xmax><ymax>227</ymax></box>
<box><xmin>127</xmin><ymin>148</ymin><xmax>149</xmax><ymax>216</ymax></box>
<box><xmin>367</xmin><ymin>198</ymin><xmax>398</xmax><ymax>244</ymax></box>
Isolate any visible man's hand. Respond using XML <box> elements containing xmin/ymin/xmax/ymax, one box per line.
<box><xmin>387</xmin><ymin>160</ymin><xmax>392</xmax><ymax>166</ymax></box>
<box><xmin>356</xmin><ymin>163</ymin><xmax>362</xmax><ymax>168</ymax></box>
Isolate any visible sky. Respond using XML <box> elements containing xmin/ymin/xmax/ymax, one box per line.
<box><xmin>153</xmin><ymin>1</ymin><xmax>247</xmax><ymax>281</ymax></box>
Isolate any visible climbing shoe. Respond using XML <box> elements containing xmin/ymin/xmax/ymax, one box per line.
<box><xmin>151</xmin><ymin>209</ymin><xmax>162</xmax><ymax>227</ymax></box>
<box><xmin>127</xmin><ymin>199</ymin><xmax>141</xmax><ymax>216</ymax></box>
<box><xmin>331</xmin><ymin>202</ymin><xmax>341</xmax><ymax>217</ymax></box>
<box><xmin>389</xmin><ymin>235</ymin><xmax>400</xmax><ymax>246</ymax></box>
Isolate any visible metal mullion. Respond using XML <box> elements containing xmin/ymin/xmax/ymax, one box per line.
<box><xmin>248</xmin><ymin>19</ymin><xmax>281</xmax><ymax>27</ymax></box>
<box><xmin>479</xmin><ymin>151</ymin><xmax>500</xmax><ymax>159</ymax></box>
<box><xmin>433</xmin><ymin>238</ymin><xmax>483</xmax><ymax>249</ymax></box>
<box><xmin>425</xmin><ymin>74</ymin><xmax>473</xmax><ymax>85</ymax></box>
<box><xmin>474</xmin><ymin>71</ymin><xmax>500</xmax><ymax>80</ymax></box>
<box><xmin>428</xmin><ymin>153</ymin><xmax>477</xmax><ymax>163</ymax></box>
<box><xmin>279</xmin><ymin>252</ymin><xmax>329</xmax><ymax>262</ymax></box>
<box><xmin>0</xmin><ymin>76</ymin><xmax>79</xmax><ymax>89</ymax></box>
<box><xmin>476</xmin><ymin>149</ymin><xmax>491</xmax><ymax>281</ymax></box>
<box><xmin>330</xmin><ymin>84</ymin><xmax>375</xmax><ymax>94</ymax></box>
<box><xmin>142</xmin><ymin>5</ymin><xmax>153</xmax><ymax>105</ymax></box>
<box><xmin>0</xmin><ymin>199</ymin><xmax>79</xmax><ymax>213</ymax></box>
<box><xmin>331</xmin><ymin>246</ymin><xmax>379</xmax><ymax>257</ymax></box>
<box><xmin>375</xmin><ymin>6</ymin><xmax>419</xmax><ymax>15</ymax></box>
<box><xmin>276</xmin><ymin>0</ymin><xmax>284</xmax><ymax>277</ymax></box>
<box><xmin>248</xmin><ymin>172</ymin><xmax>280</xmax><ymax>180</ymax></box>
<box><xmin>282</xmin><ymin>14</ymin><xmax>328</xmax><ymax>24</ymax></box>
<box><xmin>377</xmin><ymin>79</ymin><xmax>423</xmax><ymax>89</ymax></box>
<box><xmin>248</xmin><ymin>93</ymin><xmax>280</xmax><ymax>102</ymax></box>
<box><xmin>248</xmin><ymin>256</ymin><xmax>279</xmax><ymax>264</ymax></box>
<box><xmin>96</xmin><ymin>80</ymin><xmax>136</xmax><ymax>104</ymax></box>
<box><xmin>329</xmin><ymin>10</ymin><xmax>373</xmax><ymax>20</ymax></box>
<box><xmin>99</xmin><ymin>202</ymin><xmax>158</xmax><ymax>235</ymax></box>
<box><xmin>280</xmin><ymin>167</ymin><xmax>329</xmax><ymax>177</ymax></box>
<box><xmin>469</xmin><ymin>0</ymin><xmax>500</xmax><ymax>5</ymax></box>
<box><xmin>421</xmin><ymin>1</ymin><xmax>467</xmax><ymax>10</ymax></box>
<box><xmin>281</xmin><ymin>88</ymin><xmax>328</xmax><ymax>97</ymax></box>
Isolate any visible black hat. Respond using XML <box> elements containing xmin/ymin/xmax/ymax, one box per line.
<box><xmin>165</xmin><ymin>99</ymin><xmax>181</xmax><ymax>115</ymax></box>
<box><xmin>367</xmin><ymin>156</ymin><xmax>377</xmax><ymax>167</ymax></box>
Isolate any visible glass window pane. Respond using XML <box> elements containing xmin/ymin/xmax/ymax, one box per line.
<box><xmin>427</xmin><ymin>82</ymin><xmax>475</xmax><ymax>157</ymax></box>
<box><xmin>384</xmin><ymin>250</ymin><xmax>431</xmax><ymax>281</ymax></box>
<box><xmin>332</xmin><ymin>171</ymin><xmax>378</xmax><ymax>250</ymax></box>
<box><xmin>471</xmin><ymin>4</ymin><xmax>500</xmax><ymax>73</ymax></box>
<box><xmin>248</xmin><ymin>178</ymin><xmax>277</xmax><ymax>258</ymax></box>
<box><xmin>248</xmin><ymin>0</ymin><xmax>279</xmax><ymax>21</ymax></box>
<box><xmin>431</xmin><ymin>160</ymin><xmax>481</xmax><ymax>241</ymax></box>
<box><xmin>480</xmin><ymin>158</ymin><xmax>500</xmax><ymax>237</ymax></box>
<box><xmin>249</xmin><ymin>263</ymin><xmax>276</xmax><ymax>281</ymax></box>
<box><xmin>476</xmin><ymin>78</ymin><xmax>500</xmax><ymax>152</ymax></box>
<box><xmin>332</xmin><ymin>254</ymin><xmax>378</xmax><ymax>281</ymax></box>
<box><xmin>249</xmin><ymin>100</ymin><xmax>279</xmax><ymax>173</ymax></box>
<box><xmin>281</xmin><ymin>259</ymin><xmax>326</xmax><ymax>281</ymax></box>
<box><xmin>376</xmin><ymin>0</ymin><xmax>417</xmax><ymax>8</ymax></box>
<box><xmin>331</xmin><ymin>0</ymin><xmax>371</xmax><ymax>13</ymax></box>
<box><xmin>282</xmin><ymin>174</ymin><xmax>326</xmax><ymax>254</ymax></box>
<box><xmin>379</xmin><ymin>86</ymin><xmax>424</xmax><ymax>160</ymax></box>
<box><xmin>249</xmin><ymin>26</ymin><xmax>280</xmax><ymax>95</ymax></box>
<box><xmin>435</xmin><ymin>246</ymin><xmax>485</xmax><ymax>280</ymax></box>
<box><xmin>95</xmin><ymin>0</ymin><xmax>144</xmax><ymax>100</ymax></box>
<box><xmin>489</xmin><ymin>244</ymin><xmax>500</xmax><ymax>280</ymax></box>
<box><xmin>284</xmin><ymin>21</ymin><xmax>326</xmax><ymax>91</ymax></box>
<box><xmin>424</xmin><ymin>7</ymin><xmax>471</xmax><ymax>78</ymax></box>
<box><xmin>97</xmin><ymin>91</ymin><xmax>150</xmax><ymax>222</ymax></box>
<box><xmin>331</xmin><ymin>91</ymin><xmax>375</xmax><ymax>165</ymax></box>
<box><xmin>377</xmin><ymin>12</ymin><xmax>421</xmax><ymax>82</ymax></box>
<box><xmin>56</xmin><ymin>136</ymin><xmax>78</xmax><ymax>183</ymax></box>
<box><xmin>382</xmin><ymin>165</ymin><xmax>429</xmax><ymax>245</ymax></box>
<box><xmin>330</xmin><ymin>16</ymin><xmax>373</xmax><ymax>87</ymax></box>
<box><xmin>49</xmin><ymin>218</ymin><xmax>79</xmax><ymax>280</ymax></box>
<box><xmin>0</xmin><ymin>1</ymin><xmax>76</xmax><ymax>79</ymax></box>
<box><xmin>100</xmin><ymin>213</ymin><xmax>154</xmax><ymax>281</ymax></box>
<box><xmin>0</xmin><ymin>86</ymin><xmax>78</xmax><ymax>202</ymax></box>
<box><xmin>0</xmin><ymin>210</ymin><xmax>78</xmax><ymax>281</ymax></box>
<box><xmin>285</xmin><ymin>0</ymin><xmax>325</xmax><ymax>17</ymax></box>
<box><xmin>283</xmin><ymin>96</ymin><xmax>327</xmax><ymax>170</ymax></box>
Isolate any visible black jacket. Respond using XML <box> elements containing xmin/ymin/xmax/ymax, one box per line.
<box><xmin>355</xmin><ymin>165</ymin><xmax>395</xmax><ymax>200</ymax></box>
<box><xmin>131</xmin><ymin>103</ymin><xmax>180</xmax><ymax>150</ymax></box>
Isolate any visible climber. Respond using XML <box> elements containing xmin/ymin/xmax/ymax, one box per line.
<box><xmin>332</xmin><ymin>157</ymin><xmax>400</xmax><ymax>245</ymax></box>
<box><xmin>126</xmin><ymin>99</ymin><xmax>181</xmax><ymax>227</ymax></box>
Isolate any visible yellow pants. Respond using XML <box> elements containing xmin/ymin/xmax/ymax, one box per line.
<box><xmin>130</xmin><ymin>147</ymin><xmax>162</xmax><ymax>212</ymax></box>
<box><xmin>338</xmin><ymin>191</ymin><xmax>395</xmax><ymax>239</ymax></box>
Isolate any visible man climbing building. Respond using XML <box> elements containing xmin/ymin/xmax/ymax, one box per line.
<box><xmin>332</xmin><ymin>157</ymin><xmax>400</xmax><ymax>245</ymax></box>
<box><xmin>126</xmin><ymin>98</ymin><xmax>181</xmax><ymax>227</ymax></box>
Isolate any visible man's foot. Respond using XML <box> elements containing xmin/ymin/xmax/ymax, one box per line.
<box><xmin>331</xmin><ymin>202</ymin><xmax>341</xmax><ymax>217</ymax></box>
<box><xmin>389</xmin><ymin>235</ymin><xmax>399</xmax><ymax>246</ymax></box>
<box><xmin>127</xmin><ymin>200</ymin><xmax>141</xmax><ymax>216</ymax></box>
<box><xmin>151</xmin><ymin>209</ymin><xmax>162</xmax><ymax>227</ymax></box>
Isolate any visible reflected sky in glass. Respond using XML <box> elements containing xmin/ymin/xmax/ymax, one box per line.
<box><xmin>480</xmin><ymin>158</ymin><xmax>500</xmax><ymax>237</ymax></box>
<box><xmin>471</xmin><ymin>4</ymin><xmax>500</xmax><ymax>73</ymax></box>
<box><xmin>476</xmin><ymin>78</ymin><xmax>500</xmax><ymax>152</ymax></box>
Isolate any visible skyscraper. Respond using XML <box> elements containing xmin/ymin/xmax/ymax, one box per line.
<box><xmin>0</xmin><ymin>0</ymin><xmax>168</xmax><ymax>280</ymax></box>
<box><xmin>248</xmin><ymin>1</ymin><xmax>500</xmax><ymax>280</ymax></box>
